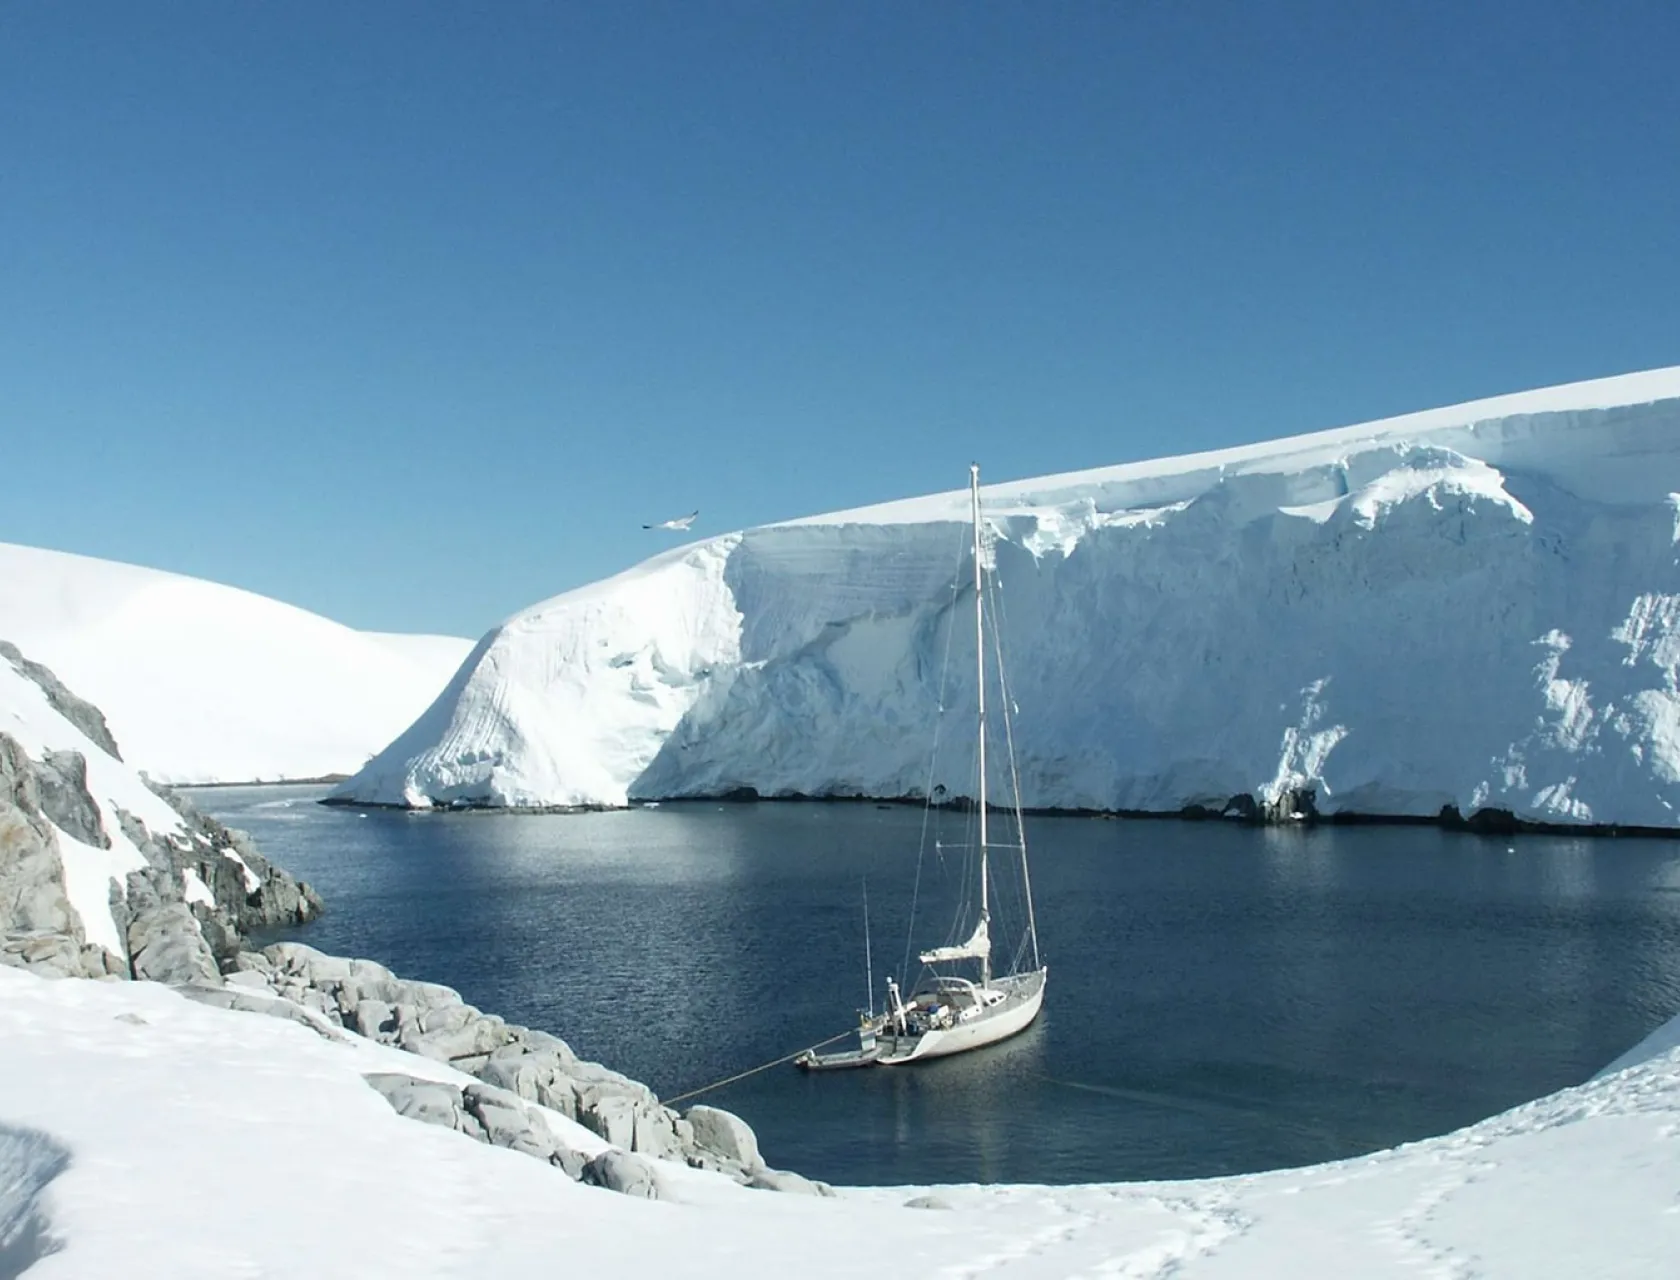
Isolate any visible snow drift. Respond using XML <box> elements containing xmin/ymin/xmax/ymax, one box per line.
<box><xmin>0</xmin><ymin>543</ymin><xmax>473</xmax><ymax>784</ymax></box>
<box><xmin>338</xmin><ymin>366</ymin><xmax>1680</xmax><ymax>827</ymax></box>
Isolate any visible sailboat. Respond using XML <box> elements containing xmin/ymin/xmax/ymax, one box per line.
<box><xmin>797</xmin><ymin>464</ymin><xmax>1047</xmax><ymax>1070</ymax></box>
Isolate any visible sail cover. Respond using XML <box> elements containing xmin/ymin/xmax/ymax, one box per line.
<box><xmin>919</xmin><ymin>917</ymin><xmax>990</xmax><ymax>965</ymax></box>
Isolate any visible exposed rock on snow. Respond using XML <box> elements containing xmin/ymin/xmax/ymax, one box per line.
<box><xmin>0</xmin><ymin>641</ymin><xmax>121</xmax><ymax>760</ymax></box>
<box><xmin>176</xmin><ymin>981</ymin><xmax>348</xmax><ymax>1040</ymax></box>
<box><xmin>30</xmin><ymin>750</ymin><xmax>109</xmax><ymax>850</ymax></box>
<box><xmin>125</xmin><ymin>902</ymin><xmax>220</xmax><ymax>987</ymax></box>
<box><xmin>362</xmin><ymin>1073</ymin><xmax>592</xmax><ymax>1177</ymax></box>
<box><xmin>748</xmin><ymin>1167</ymin><xmax>835</xmax><ymax>1196</ymax></box>
<box><xmin>687</xmin><ymin>1104</ymin><xmax>765</xmax><ymax>1174</ymax></box>
<box><xmin>0</xmin><ymin>543</ymin><xmax>473</xmax><ymax>784</ymax></box>
<box><xmin>1</xmin><ymin>643</ymin><xmax>320</xmax><ymax>980</ymax></box>
<box><xmin>903</xmin><ymin>1193</ymin><xmax>955</xmax><ymax>1210</ymax></box>
<box><xmin>0</xmin><ymin>932</ymin><xmax>123</xmax><ymax>981</ymax></box>
<box><xmin>336</xmin><ymin>366</ymin><xmax>1680</xmax><ymax>829</ymax></box>
<box><xmin>0</xmin><ymin>737</ymin><xmax>81</xmax><ymax>944</ymax></box>
<box><xmin>364</xmin><ymin>1072</ymin><xmax>467</xmax><ymax>1129</ymax></box>
<box><xmin>238</xmin><ymin>939</ymin><xmax>784</xmax><ymax>1190</ymax></box>
<box><xmin>580</xmin><ymin>1148</ymin><xmax>661</xmax><ymax>1199</ymax></box>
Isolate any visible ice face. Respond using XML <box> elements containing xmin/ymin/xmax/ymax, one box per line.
<box><xmin>337</xmin><ymin>367</ymin><xmax>1680</xmax><ymax>826</ymax></box>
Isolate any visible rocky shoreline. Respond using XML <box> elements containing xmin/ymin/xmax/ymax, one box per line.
<box><xmin>323</xmin><ymin>782</ymin><xmax>1680</xmax><ymax>839</ymax></box>
<box><xmin>0</xmin><ymin>643</ymin><xmax>814</xmax><ymax>1201</ymax></box>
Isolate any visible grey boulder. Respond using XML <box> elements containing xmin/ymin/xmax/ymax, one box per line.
<box><xmin>581</xmin><ymin>1149</ymin><xmax>660</xmax><ymax>1199</ymax></box>
<box><xmin>749</xmin><ymin>1168</ymin><xmax>836</xmax><ymax>1196</ymax></box>
<box><xmin>350</xmin><ymin>998</ymin><xmax>398</xmax><ymax>1040</ymax></box>
<box><xmin>904</xmin><ymin>1194</ymin><xmax>954</xmax><ymax>1210</ymax></box>
<box><xmin>685</xmin><ymin>1104</ymin><xmax>764</xmax><ymax>1174</ymax></box>
<box><xmin>365</xmin><ymin>1074</ymin><xmax>464</xmax><ymax>1129</ymax></box>
<box><xmin>0</xmin><ymin>737</ymin><xmax>81</xmax><ymax>940</ymax></box>
<box><xmin>126</xmin><ymin>903</ymin><xmax>219</xmax><ymax>986</ymax></box>
<box><xmin>0</xmin><ymin>931</ymin><xmax>114</xmax><ymax>980</ymax></box>
<box><xmin>364</xmin><ymin>1074</ymin><xmax>591</xmax><ymax>1179</ymax></box>
<box><xmin>176</xmin><ymin>984</ymin><xmax>345</xmax><ymax>1041</ymax></box>
<box><xmin>31</xmin><ymin>749</ymin><xmax>108</xmax><ymax>849</ymax></box>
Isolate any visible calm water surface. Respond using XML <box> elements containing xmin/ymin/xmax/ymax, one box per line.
<box><xmin>186</xmin><ymin>785</ymin><xmax>1680</xmax><ymax>1186</ymax></box>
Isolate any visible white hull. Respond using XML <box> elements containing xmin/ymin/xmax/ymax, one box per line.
<box><xmin>878</xmin><ymin>969</ymin><xmax>1046</xmax><ymax>1064</ymax></box>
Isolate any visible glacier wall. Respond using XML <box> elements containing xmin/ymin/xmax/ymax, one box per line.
<box><xmin>337</xmin><ymin>368</ymin><xmax>1680</xmax><ymax>828</ymax></box>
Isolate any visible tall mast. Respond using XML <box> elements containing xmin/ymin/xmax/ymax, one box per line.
<box><xmin>970</xmin><ymin>462</ymin><xmax>990</xmax><ymax>988</ymax></box>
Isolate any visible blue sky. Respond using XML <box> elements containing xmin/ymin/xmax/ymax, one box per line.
<box><xmin>3</xmin><ymin>1</ymin><xmax>1677</xmax><ymax>638</ymax></box>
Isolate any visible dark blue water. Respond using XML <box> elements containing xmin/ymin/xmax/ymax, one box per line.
<box><xmin>187</xmin><ymin>785</ymin><xmax>1680</xmax><ymax>1186</ymax></box>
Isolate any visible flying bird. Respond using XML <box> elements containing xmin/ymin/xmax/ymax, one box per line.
<box><xmin>643</xmin><ymin>510</ymin><xmax>698</xmax><ymax>531</ymax></box>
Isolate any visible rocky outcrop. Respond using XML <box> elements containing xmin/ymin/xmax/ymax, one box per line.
<box><xmin>687</xmin><ymin>1105</ymin><xmax>765</xmax><ymax>1174</ymax></box>
<box><xmin>32</xmin><ymin>750</ymin><xmax>109</xmax><ymax>849</ymax></box>
<box><xmin>2</xmin><ymin>713</ymin><xmax>320</xmax><ymax>986</ymax></box>
<box><xmin>0</xmin><ymin>640</ymin><xmax>121</xmax><ymax>760</ymax></box>
<box><xmin>0</xmin><ymin>736</ymin><xmax>87</xmax><ymax>954</ymax></box>
<box><xmin>1</xmin><ymin>641</ymin><xmax>321</xmax><ymax>987</ymax></box>
<box><xmin>175</xmin><ymin>981</ymin><xmax>347</xmax><ymax>1038</ymax></box>
<box><xmin>126</xmin><ymin>902</ymin><xmax>221</xmax><ymax>986</ymax></box>
<box><xmin>580</xmin><ymin>1149</ymin><xmax>660</xmax><ymax>1198</ymax></box>
<box><xmin>154</xmin><ymin>791</ymin><xmax>324</xmax><ymax>934</ymax></box>
<box><xmin>225</xmin><ymin>939</ymin><xmax>817</xmax><ymax>1194</ymax></box>
<box><xmin>0</xmin><ymin>932</ymin><xmax>124</xmax><ymax>980</ymax></box>
<box><xmin>361</xmin><ymin>1073</ymin><xmax>593</xmax><ymax>1179</ymax></box>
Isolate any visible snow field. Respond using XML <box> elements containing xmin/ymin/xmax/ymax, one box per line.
<box><xmin>0</xmin><ymin>542</ymin><xmax>473</xmax><ymax>785</ymax></box>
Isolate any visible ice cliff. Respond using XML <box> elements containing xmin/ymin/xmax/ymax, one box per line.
<box><xmin>337</xmin><ymin>366</ymin><xmax>1680</xmax><ymax>828</ymax></box>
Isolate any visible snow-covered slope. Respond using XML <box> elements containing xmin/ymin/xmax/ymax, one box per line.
<box><xmin>339</xmin><ymin>367</ymin><xmax>1680</xmax><ymax>827</ymax></box>
<box><xmin>0</xmin><ymin>543</ymin><xmax>474</xmax><ymax>784</ymax></box>
<box><xmin>3</xmin><ymin>963</ymin><xmax>1678</xmax><ymax>1278</ymax></box>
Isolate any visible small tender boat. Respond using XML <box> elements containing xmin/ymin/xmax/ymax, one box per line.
<box><xmin>793</xmin><ymin>1017</ymin><xmax>881</xmax><ymax>1071</ymax></box>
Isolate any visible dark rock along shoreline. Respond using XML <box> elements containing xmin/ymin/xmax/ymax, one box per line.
<box><xmin>0</xmin><ymin>642</ymin><xmax>813</xmax><ymax>1200</ymax></box>
<box><xmin>324</xmin><ymin>779</ymin><xmax>1680</xmax><ymax>840</ymax></box>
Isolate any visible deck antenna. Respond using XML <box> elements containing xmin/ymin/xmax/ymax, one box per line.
<box><xmin>862</xmin><ymin>876</ymin><xmax>875</xmax><ymax>1019</ymax></box>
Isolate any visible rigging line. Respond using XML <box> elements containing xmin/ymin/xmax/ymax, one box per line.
<box><xmin>987</xmin><ymin>569</ymin><xmax>1031</xmax><ymax>951</ymax></box>
<box><xmin>1009</xmin><ymin>929</ymin><xmax>1030</xmax><ymax>974</ymax></box>
<box><xmin>988</xmin><ymin>566</ymin><xmax>1042</xmax><ymax>969</ymax></box>
<box><xmin>985</xmin><ymin>561</ymin><xmax>1033</xmax><ymax>945</ymax></box>
<box><xmin>903</xmin><ymin>522</ymin><xmax>970</xmax><ymax>988</ymax></box>
<box><xmin>663</xmin><ymin>1031</ymin><xmax>857</xmax><ymax>1107</ymax></box>
<box><xmin>862</xmin><ymin>875</ymin><xmax>874</xmax><ymax>1019</ymax></box>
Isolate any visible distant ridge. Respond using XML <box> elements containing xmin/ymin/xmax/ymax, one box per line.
<box><xmin>0</xmin><ymin>542</ymin><xmax>474</xmax><ymax>784</ymax></box>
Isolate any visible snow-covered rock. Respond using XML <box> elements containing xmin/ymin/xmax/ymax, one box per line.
<box><xmin>0</xmin><ymin>542</ymin><xmax>473</xmax><ymax>784</ymax></box>
<box><xmin>339</xmin><ymin>366</ymin><xmax>1680</xmax><ymax>827</ymax></box>
<box><xmin>1</xmin><ymin>643</ymin><xmax>320</xmax><ymax>972</ymax></box>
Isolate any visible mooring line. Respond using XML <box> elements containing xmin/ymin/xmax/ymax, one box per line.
<box><xmin>663</xmin><ymin>1030</ymin><xmax>856</xmax><ymax>1107</ymax></box>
